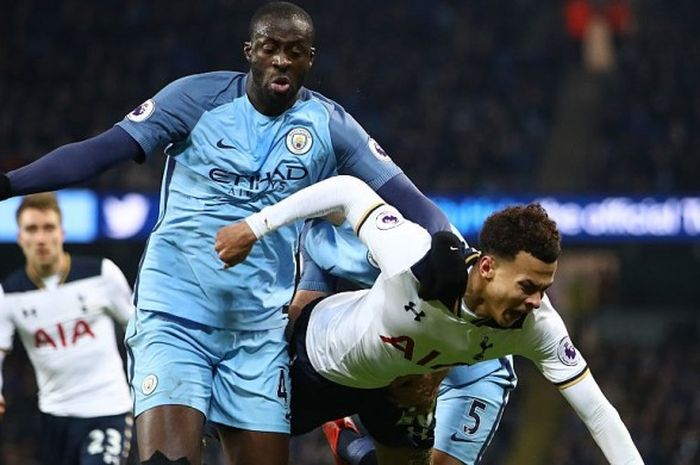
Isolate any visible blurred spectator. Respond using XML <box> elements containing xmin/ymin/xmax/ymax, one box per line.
<box><xmin>548</xmin><ymin>324</ymin><xmax>699</xmax><ymax>465</ymax></box>
<box><xmin>2</xmin><ymin>1</ymin><xmax>697</xmax><ymax>195</ymax></box>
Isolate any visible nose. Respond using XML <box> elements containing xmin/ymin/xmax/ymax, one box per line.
<box><xmin>272</xmin><ymin>52</ymin><xmax>291</xmax><ymax>69</ymax></box>
<box><xmin>35</xmin><ymin>229</ymin><xmax>49</xmax><ymax>244</ymax></box>
<box><xmin>524</xmin><ymin>293</ymin><xmax>542</xmax><ymax>310</ymax></box>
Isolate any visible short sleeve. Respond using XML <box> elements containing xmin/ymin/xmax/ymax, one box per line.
<box><xmin>357</xmin><ymin>206</ymin><xmax>431</xmax><ymax>278</ymax></box>
<box><xmin>101</xmin><ymin>259</ymin><xmax>135</xmax><ymax>326</ymax></box>
<box><xmin>521</xmin><ymin>297</ymin><xmax>588</xmax><ymax>385</ymax></box>
<box><xmin>116</xmin><ymin>71</ymin><xmax>242</xmax><ymax>158</ymax></box>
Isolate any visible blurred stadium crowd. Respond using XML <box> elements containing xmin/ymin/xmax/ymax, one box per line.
<box><xmin>0</xmin><ymin>0</ymin><xmax>697</xmax><ymax>464</ymax></box>
<box><xmin>2</xmin><ymin>0</ymin><xmax>698</xmax><ymax>194</ymax></box>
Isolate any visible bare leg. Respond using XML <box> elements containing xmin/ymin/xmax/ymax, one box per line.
<box><xmin>218</xmin><ymin>425</ymin><xmax>289</xmax><ymax>465</ymax></box>
<box><xmin>137</xmin><ymin>405</ymin><xmax>205</xmax><ymax>464</ymax></box>
<box><xmin>432</xmin><ymin>449</ymin><xmax>464</xmax><ymax>465</ymax></box>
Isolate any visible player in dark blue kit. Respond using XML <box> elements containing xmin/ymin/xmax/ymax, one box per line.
<box><xmin>0</xmin><ymin>3</ymin><xmax>450</xmax><ymax>465</ymax></box>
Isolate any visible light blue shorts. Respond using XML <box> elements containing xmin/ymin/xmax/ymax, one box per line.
<box><xmin>124</xmin><ymin>309</ymin><xmax>290</xmax><ymax>433</ymax></box>
<box><xmin>434</xmin><ymin>360</ymin><xmax>517</xmax><ymax>464</ymax></box>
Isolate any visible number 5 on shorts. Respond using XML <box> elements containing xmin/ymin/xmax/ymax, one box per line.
<box><xmin>464</xmin><ymin>399</ymin><xmax>487</xmax><ymax>435</ymax></box>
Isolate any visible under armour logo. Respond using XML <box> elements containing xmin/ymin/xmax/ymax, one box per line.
<box><xmin>404</xmin><ymin>301</ymin><xmax>425</xmax><ymax>322</ymax></box>
<box><xmin>473</xmin><ymin>336</ymin><xmax>494</xmax><ymax>360</ymax></box>
<box><xmin>22</xmin><ymin>308</ymin><xmax>37</xmax><ymax>318</ymax></box>
<box><xmin>77</xmin><ymin>294</ymin><xmax>88</xmax><ymax>314</ymax></box>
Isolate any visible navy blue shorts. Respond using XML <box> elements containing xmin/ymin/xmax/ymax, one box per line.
<box><xmin>40</xmin><ymin>412</ymin><xmax>132</xmax><ymax>465</ymax></box>
<box><xmin>290</xmin><ymin>300</ymin><xmax>435</xmax><ymax>449</ymax></box>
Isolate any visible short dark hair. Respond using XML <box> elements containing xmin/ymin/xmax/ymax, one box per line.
<box><xmin>16</xmin><ymin>192</ymin><xmax>62</xmax><ymax>224</ymax></box>
<box><xmin>479</xmin><ymin>203</ymin><xmax>561</xmax><ymax>263</ymax></box>
<box><xmin>249</xmin><ymin>2</ymin><xmax>314</xmax><ymax>41</ymax></box>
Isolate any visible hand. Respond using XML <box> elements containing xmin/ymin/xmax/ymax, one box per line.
<box><xmin>215</xmin><ymin>221</ymin><xmax>258</xmax><ymax>268</ymax></box>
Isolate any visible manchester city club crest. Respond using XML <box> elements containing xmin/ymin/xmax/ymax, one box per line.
<box><xmin>286</xmin><ymin>127</ymin><xmax>313</xmax><ymax>155</ymax></box>
<box><xmin>141</xmin><ymin>374</ymin><xmax>158</xmax><ymax>395</ymax></box>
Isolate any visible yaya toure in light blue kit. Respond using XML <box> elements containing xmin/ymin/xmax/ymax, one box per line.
<box><xmin>116</xmin><ymin>71</ymin><xmax>403</xmax><ymax>433</ymax></box>
<box><xmin>300</xmin><ymin>220</ymin><xmax>518</xmax><ymax>463</ymax></box>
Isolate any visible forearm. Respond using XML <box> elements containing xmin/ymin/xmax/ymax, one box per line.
<box><xmin>246</xmin><ymin>175</ymin><xmax>385</xmax><ymax>238</ymax></box>
<box><xmin>561</xmin><ymin>374</ymin><xmax>644</xmax><ymax>464</ymax></box>
<box><xmin>3</xmin><ymin>126</ymin><xmax>143</xmax><ymax>198</ymax></box>
<box><xmin>377</xmin><ymin>173</ymin><xmax>450</xmax><ymax>234</ymax></box>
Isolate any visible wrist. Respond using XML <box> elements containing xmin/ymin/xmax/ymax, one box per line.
<box><xmin>245</xmin><ymin>211</ymin><xmax>271</xmax><ymax>239</ymax></box>
<box><xmin>0</xmin><ymin>173</ymin><xmax>10</xmax><ymax>201</ymax></box>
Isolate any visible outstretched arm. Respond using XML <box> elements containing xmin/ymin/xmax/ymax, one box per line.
<box><xmin>0</xmin><ymin>126</ymin><xmax>143</xmax><ymax>200</ymax></box>
<box><xmin>216</xmin><ymin>175</ymin><xmax>386</xmax><ymax>267</ymax></box>
<box><xmin>560</xmin><ymin>373</ymin><xmax>644</xmax><ymax>464</ymax></box>
<box><xmin>377</xmin><ymin>173</ymin><xmax>450</xmax><ymax>234</ymax></box>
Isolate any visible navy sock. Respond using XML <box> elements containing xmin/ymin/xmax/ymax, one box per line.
<box><xmin>337</xmin><ymin>430</ymin><xmax>377</xmax><ymax>465</ymax></box>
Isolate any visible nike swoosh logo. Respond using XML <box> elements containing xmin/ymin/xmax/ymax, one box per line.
<box><xmin>216</xmin><ymin>139</ymin><xmax>236</xmax><ymax>150</ymax></box>
<box><xmin>449</xmin><ymin>246</ymin><xmax>459</xmax><ymax>251</ymax></box>
<box><xmin>450</xmin><ymin>433</ymin><xmax>479</xmax><ymax>443</ymax></box>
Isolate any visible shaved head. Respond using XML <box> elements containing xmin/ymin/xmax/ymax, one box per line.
<box><xmin>249</xmin><ymin>2</ymin><xmax>314</xmax><ymax>43</ymax></box>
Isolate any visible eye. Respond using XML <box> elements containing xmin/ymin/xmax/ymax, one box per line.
<box><xmin>520</xmin><ymin>283</ymin><xmax>537</xmax><ymax>295</ymax></box>
<box><xmin>289</xmin><ymin>47</ymin><xmax>304</xmax><ymax>58</ymax></box>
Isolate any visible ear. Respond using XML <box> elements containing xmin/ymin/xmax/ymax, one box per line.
<box><xmin>309</xmin><ymin>46</ymin><xmax>316</xmax><ymax>67</ymax></box>
<box><xmin>243</xmin><ymin>41</ymin><xmax>253</xmax><ymax>63</ymax></box>
<box><xmin>478</xmin><ymin>255</ymin><xmax>496</xmax><ymax>280</ymax></box>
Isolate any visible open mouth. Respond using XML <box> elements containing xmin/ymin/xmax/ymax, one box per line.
<box><xmin>270</xmin><ymin>76</ymin><xmax>291</xmax><ymax>94</ymax></box>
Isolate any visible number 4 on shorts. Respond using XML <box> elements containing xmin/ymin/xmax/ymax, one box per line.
<box><xmin>277</xmin><ymin>369</ymin><xmax>288</xmax><ymax>402</ymax></box>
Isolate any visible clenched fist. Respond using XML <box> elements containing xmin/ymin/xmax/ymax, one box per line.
<box><xmin>215</xmin><ymin>221</ymin><xmax>258</xmax><ymax>268</ymax></box>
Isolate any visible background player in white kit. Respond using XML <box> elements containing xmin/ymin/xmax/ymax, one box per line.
<box><xmin>0</xmin><ymin>193</ymin><xmax>134</xmax><ymax>465</ymax></box>
<box><xmin>215</xmin><ymin>175</ymin><xmax>645</xmax><ymax>465</ymax></box>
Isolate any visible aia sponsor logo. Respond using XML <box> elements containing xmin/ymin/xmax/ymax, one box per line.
<box><xmin>34</xmin><ymin>320</ymin><xmax>95</xmax><ymax>349</ymax></box>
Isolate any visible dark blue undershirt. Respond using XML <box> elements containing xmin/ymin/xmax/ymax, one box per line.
<box><xmin>7</xmin><ymin>126</ymin><xmax>143</xmax><ymax>196</ymax></box>
<box><xmin>6</xmin><ymin>127</ymin><xmax>449</xmax><ymax>235</ymax></box>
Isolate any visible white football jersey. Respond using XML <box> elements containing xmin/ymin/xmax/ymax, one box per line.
<box><xmin>305</xmin><ymin>207</ymin><xmax>587</xmax><ymax>389</ymax></box>
<box><xmin>0</xmin><ymin>256</ymin><xmax>133</xmax><ymax>417</ymax></box>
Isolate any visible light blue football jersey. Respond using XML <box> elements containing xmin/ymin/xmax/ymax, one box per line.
<box><xmin>117</xmin><ymin>71</ymin><xmax>401</xmax><ymax>330</ymax></box>
<box><xmin>299</xmin><ymin>220</ymin><xmax>508</xmax><ymax>387</ymax></box>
